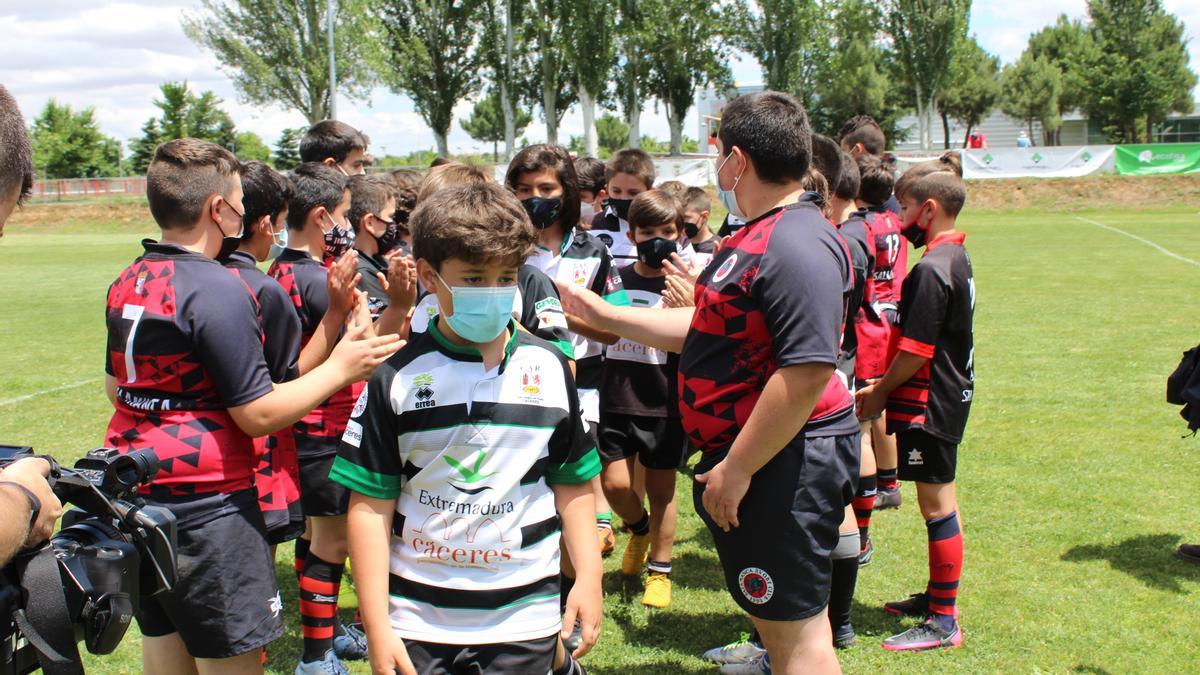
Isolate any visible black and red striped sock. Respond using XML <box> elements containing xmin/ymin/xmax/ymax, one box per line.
<box><xmin>294</xmin><ymin>537</ymin><xmax>310</xmax><ymax>581</ymax></box>
<box><xmin>299</xmin><ymin>554</ymin><xmax>343</xmax><ymax>662</ymax></box>
<box><xmin>852</xmin><ymin>474</ymin><xmax>877</xmax><ymax>540</ymax></box>
<box><xmin>877</xmin><ymin>468</ymin><xmax>898</xmax><ymax>491</ymax></box>
<box><xmin>926</xmin><ymin>511</ymin><xmax>963</xmax><ymax>622</ymax></box>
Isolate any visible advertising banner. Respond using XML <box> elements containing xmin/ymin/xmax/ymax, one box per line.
<box><xmin>957</xmin><ymin>146</ymin><xmax>1116</xmax><ymax>179</ymax></box>
<box><xmin>1114</xmin><ymin>144</ymin><xmax>1200</xmax><ymax>175</ymax></box>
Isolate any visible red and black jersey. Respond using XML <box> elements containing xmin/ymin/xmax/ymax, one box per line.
<box><xmin>865</xmin><ymin>206</ymin><xmax>907</xmax><ymax>309</ymax></box>
<box><xmin>268</xmin><ymin>249</ymin><xmax>357</xmax><ymax>459</ymax></box>
<box><xmin>886</xmin><ymin>232</ymin><xmax>975</xmax><ymax>443</ymax></box>
<box><xmin>678</xmin><ymin>199</ymin><xmax>858</xmax><ymax>456</ymax></box>
<box><xmin>104</xmin><ymin>240</ymin><xmax>274</xmax><ymax>498</ymax></box>
<box><xmin>837</xmin><ymin>209</ymin><xmax>873</xmax><ymax>363</ymax></box>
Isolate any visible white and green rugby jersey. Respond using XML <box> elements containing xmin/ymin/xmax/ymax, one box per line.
<box><xmin>330</xmin><ymin>318</ymin><xmax>600</xmax><ymax>645</ymax></box>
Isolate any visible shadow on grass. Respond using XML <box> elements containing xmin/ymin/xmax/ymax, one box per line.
<box><xmin>1070</xmin><ymin>666</ymin><xmax>1115</xmax><ymax>675</ymax></box>
<box><xmin>609</xmin><ymin>602</ymin><xmax>747</xmax><ymax>659</ymax></box>
<box><xmin>1061</xmin><ymin>533</ymin><xmax>1200</xmax><ymax>593</ymax></box>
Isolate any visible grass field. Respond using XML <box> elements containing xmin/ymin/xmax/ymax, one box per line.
<box><xmin>2</xmin><ymin>199</ymin><xmax>1200</xmax><ymax>673</ymax></box>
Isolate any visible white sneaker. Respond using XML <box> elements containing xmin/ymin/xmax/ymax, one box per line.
<box><xmin>702</xmin><ymin>633</ymin><xmax>766</xmax><ymax>665</ymax></box>
<box><xmin>295</xmin><ymin>649</ymin><xmax>349</xmax><ymax>675</ymax></box>
<box><xmin>720</xmin><ymin>651</ymin><xmax>770</xmax><ymax>675</ymax></box>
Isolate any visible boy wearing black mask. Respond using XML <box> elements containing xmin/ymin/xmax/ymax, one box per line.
<box><xmin>597</xmin><ymin>189</ymin><xmax>688</xmax><ymax>609</ymax></box>
<box><xmin>593</xmin><ymin>149</ymin><xmax>656</xmax><ymax>266</ymax></box>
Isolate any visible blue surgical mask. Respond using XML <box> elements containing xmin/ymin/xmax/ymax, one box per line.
<box><xmin>715</xmin><ymin>152</ymin><xmax>745</xmax><ymax>220</ymax></box>
<box><xmin>434</xmin><ymin>271</ymin><xmax>517</xmax><ymax>344</ymax></box>
<box><xmin>268</xmin><ymin>225</ymin><xmax>289</xmax><ymax>259</ymax></box>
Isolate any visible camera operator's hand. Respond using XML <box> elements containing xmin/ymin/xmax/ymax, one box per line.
<box><xmin>0</xmin><ymin>457</ymin><xmax>63</xmax><ymax>556</ymax></box>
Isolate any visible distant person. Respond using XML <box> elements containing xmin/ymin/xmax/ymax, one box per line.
<box><xmin>839</xmin><ymin>115</ymin><xmax>901</xmax><ymax>216</ymax></box>
<box><xmin>1016</xmin><ymin>131</ymin><xmax>1031</xmax><ymax>148</ymax></box>
<box><xmin>968</xmin><ymin>128</ymin><xmax>988</xmax><ymax>150</ymax></box>
<box><xmin>574</xmin><ymin>156</ymin><xmax>608</xmax><ymax>228</ymax></box>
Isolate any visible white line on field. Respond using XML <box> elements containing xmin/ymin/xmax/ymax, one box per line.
<box><xmin>1075</xmin><ymin>216</ymin><xmax>1200</xmax><ymax>268</ymax></box>
<box><xmin>0</xmin><ymin>378</ymin><xmax>101</xmax><ymax>408</ymax></box>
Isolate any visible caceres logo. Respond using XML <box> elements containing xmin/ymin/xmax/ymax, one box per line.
<box><xmin>711</xmin><ymin>253</ymin><xmax>738</xmax><ymax>283</ymax></box>
<box><xmin>738</xmin><ymin>567</ymin><xmax>775</xmax><ymax>605</ymax></box>
<box><xmin>412</xmin><ymin>373</ymin><xmax>435</xmax><ymax>409</ymax></box>
<box><xmin>410</xmin><ymin>509</ymin><xmax>515</xmax><ymax>570</ymax></box>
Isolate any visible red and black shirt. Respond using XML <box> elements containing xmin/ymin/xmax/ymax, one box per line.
<box><xmin>104</xmin><ymin>240</ymin><xmax>274</xmax><ymax>498</ymax></box>
<box><xmin>678</xmin><ymin>199</ymin><xmax>858</xmax><ymax>456</ymax></box>
<box><xmin>886</xmin><ymin>232</ymin><xmax>975</xmax><ymax>443</ymax></box>
<box><xmin>865</xmin><ymin>206</ymin><xmax>907</xmax><ymax>309</ymax></box>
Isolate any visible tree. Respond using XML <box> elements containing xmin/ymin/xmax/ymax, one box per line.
<box><xmin>525</xmin><ymin>0</ymin><xmax>575</xmax><ymax>145</ymax></box>
<box><xmin>938</xmin><ymin>36</ymin><xmax>1000</xmax><ymax>148</ymax></box>
<box><xmin>1082</xmin><ymin>0</ymin><xmax>1197</xmax><ymax>143</ymax></box>
<box><xmin>1028</xmin><ymin>15</ymin><xmax>1094</xmax><ymax>144</ymax></box>
<box><xmin>733</xmin><ymin>0</ymin><xmax>826</xmax><ymax>97</ymax></box>
<box><xmin>273</xmin><ymin>127</ymin><xmax>305</xmax><ymax>170</ymax></box>
<box><xmin>460</xmin><ymin>90</ymin><xmax>532</xmax><ymax>162</ymax></box>
<box><xmin>614</xmin><ymin>0</ymin><xmax>653</xmax><ymax>147</ymax></box>
<box><xmin>596</xmin><ymin>114</ymin><xmax>630</xmax><ymax>155</ymax></box>
<box><xmin>233</xmin><ymin>131</ymin><xmax>272</xmax><ymax>163</ymax></box>
<box><xmin>885</xmin><ymin>0</ymin><xmax>971</xmax><ymax>150</ymax></box>
<box><xmin>810</xmin><ymin>0</ymin><xmax>892</xmax><ymax>137</ymax></box>
<box><xmin>128</xmin><ymin>118</ymin><xmax>164</xmax><ymax>176</ymax></box>
<box><xmin>644</xmin><ymin>0</ymin><xmax>733</xmax><ymax>155</ymax></box>
<box><xmin>29</xmin><ymin>100</ymin><xmax>121</xmax><ymax>178</ymax></box>
<box><xmin>1000</xmin><ymin>52</ymin><xmax>1062</xmax><ymax>143</ymax></box>
<box><xmin>183</xmin><ymin>0</ymin><xmax>379</xmax><ymax>124</ymax></box>
<box><xmin>480</xmin><ymin>0</ymin><xmax>528</xmax><ymax>160</ymax></box>
<box><xmin>562</xmin><ymin>0</ymin><xmax>617</xmax><ymax>157</ymax></box>
<box><xmin>129</xmin><ymin>82</ymin><xmax>240</xmax><ymax>173</ymax></box>
<box><xmin>380</xmin><ymin>0</ymin><xmax>486</xmax><ymax>157</ymax></box>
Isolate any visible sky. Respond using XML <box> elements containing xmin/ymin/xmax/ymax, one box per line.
<box><xmin>1</xmin><ymin>1</ymin><xmax>1197</xmax><ymax>158</ymax></box>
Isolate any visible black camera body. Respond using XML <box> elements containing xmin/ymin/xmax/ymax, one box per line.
<box><xmin>1</xmin><ymin>447</ymin><xmax>178</xmax><ymax>675</ymax></box>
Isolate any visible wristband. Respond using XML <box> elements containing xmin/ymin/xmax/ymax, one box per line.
<box><xmin>0</xmin><ymin>481</ymin><xmax>42</xmax><ymax>535</ymax></box>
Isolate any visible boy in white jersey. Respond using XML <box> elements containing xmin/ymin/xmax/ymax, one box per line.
<box><xmin>336</xmin><ymin>182</ymin><xmax>602</xmax><ymax>675</ymax></box>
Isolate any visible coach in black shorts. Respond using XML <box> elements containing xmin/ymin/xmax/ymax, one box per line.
<box><xmin>556</xmin><ymin>91</ymin><xmax>857</xmax><ymax>673</ymax></box>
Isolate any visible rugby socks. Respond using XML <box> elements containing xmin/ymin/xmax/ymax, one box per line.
<box><xmin>293</xmin><ymin>537</ymin><xmax>310</xmax><ymax>580</ymax></box>
<box><xmin>852</xmin><ymin>474</ymin><xmax>877</xmax><ymax>540</ymax></box>
<box><xmin>299</xmin><ymin>555</ymin><xmax>344</xmax><ymax>662</ymax></box>
<box><xmin>596</xmin><ymin>510</ymin><xmax>614</xmax><ymax>531</ymax></box>
<box><xmin>560</xmin><ymin>573</ymin><xmax>576</xmax><ymax>614</ymax></box>
<box><xmin>877</xmin><ymin>468</ymin><xmax>899</xmax><ymax>492</ymax></box>
<box><xmin>627</xmin><ymin>512</ymin><xmax>651</xmax><ymax>537</ymax></box>
<box><xmin>647</xmin><ymin>560</ymin><xmax>672</xmax><ymax>576</ymax></box>
<box><xmin>926</xmin><ymin>512</ymin><xmax>963</xmax><ymax>627</ymax></box>
<box><xmin>553</xmin><ymin>649</ymin><xmax>585</xmax><ymax>675</ymax></box>
<box><xmin>829</xmin><ymin>531</ymin><xmax>861</xmax><ymax>640</ymax></box>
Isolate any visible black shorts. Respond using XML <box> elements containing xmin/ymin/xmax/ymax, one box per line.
<box><xmin>136</xmin><ymin>490</ymin><xmax>284</xmax><ymax>658</ymax></box>
<box><xmin>897</xmin><ymin>429</ymin><xmax>958</xmax><ymax>484</ymax></box>
<box><xmin>299</xmin><ymin>453</ymin><xmax>351</xmax><ymax>517</ymax></box>
<box><xmin>694</xmin><ymin>433</ymin><xmax>859</xmax><ymax>621</ymax></box>
<box><xmin>597</xmin><ymin>412</ymin><xmax>689</xmax><ymax>470</ymax></box>
<box><xmin>403</xmin><ymin>634</ymin><xmax>557</xmax><ymax>674</ymax></box>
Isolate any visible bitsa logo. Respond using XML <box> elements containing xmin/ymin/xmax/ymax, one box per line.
<box><xmin>444</xmin><ymin>449</ymin><xmax>497</xmax><ymax>494</ymax></box>
<box><xmin>412</xmin><ymin>374</ymin><xmax>435</xmax><ymax>409</ymax></box>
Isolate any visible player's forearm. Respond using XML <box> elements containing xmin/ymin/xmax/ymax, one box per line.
<box><xmin>374</xmin><ymin>305</ymin><xmax>410</xmax><ymax>341</ymax></box>
<box><xmin>593</xmin><ymin>305</ymin><xmax>693</xmax><ymax>353</ymax></box>
<box><xmin>347</xmin><ymin>493</ymin><xmax>396</xmax><ymax>642</ymax></box>
<box><xmin>0</xmin><ymin>490</ymin><xmax>30</xmax><ymax>566</ymax></box>
<box><xmin>723</xmin><ymin>363</ymin><xmax>833</xmax><ymax>478</ymax></box>
<box><xmin>564</xmin><ymin>315</ymin><xmax>620</xmax><ymax>346</ymax></box>
<box><xmin>297</xmin><ymin>311</ymin><xmax>344</xmax><ymax>375</ymax></box>
<box><xmin>554</xmin><ymin>482</ymin><xmax>601</xmax><ymax>584</ymax></box>
<box><xmin>104</xmin><ymin>375</ymin><xmax>118</xmax><ymax>405</ymax></box>
<box><xmin>230</xmin><ymin>361</ymin><xmax>351</xmax><ymax>436</ymax></box>
<box><xmin>874</xmin><ymin>351</ymin><xmax>929</xmax><ymax>396</ymax></box>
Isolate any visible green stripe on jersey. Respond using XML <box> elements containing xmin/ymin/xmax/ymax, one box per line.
<box><xmin>550</xmin><ymin>339</ymin><xmax>574</xmax><ymax>360</ymax></box>
<box><xmin>330</xmin><ymin>455</ymin><xmax>402</xmax><ymax>499</ymax></box>
<box><xmin>603</xmin><ymin>289</ymin><xmax>631</xmax><ymax>307</ymax></box>
<box><xmin>546</xmin><ymin>447</ymin><xmax>601</xmax><ymax>484</ymax></box>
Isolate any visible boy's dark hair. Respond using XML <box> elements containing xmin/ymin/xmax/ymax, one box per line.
<box><xmin>418</xmin><ymin>162</ymin><xmax>492</xmax><ymax>203</ymax></box>
<box><xmin>239</xmin><ymin>160</ymin><xmax>293</xmax><ymax>240</ymax></box>
<box><xmin>430</xmin><ymin>156</ymin><xmax>452</xmax><ymax>168</ymax></box>
<box><xmin>856</xmin><ymin>154</ymin><xmax>895</xmax><ymax>206</ymax></box>
<box><xmin>411</xmin><ymin>182</ymin><xmax>537</xmax><ymax>270</ymax></box>
<box><xmin>682</xmin><ymin>186</ymin><xmax>711</xmax><ymax>214</ymax></box>
<box><xmin>504</xmin><ymin>144</ymin><xmax>581</xmax><ymax>228</ymax></box>
<box><xmin>606</xmin><ymin>148</ymin><xmax>656</xmax><ymax>188</ymax></box>
<box><xmin>718</xmin><ymin>91</ymin><xmax>812</xmax><ymax>185</ymax></box>
<box><xmin>286</xmin><ymin>162</ymin><xmax>348</xmax><ymax>231</ymax></box>
<box><xmin>146</xmin><ymin>138</ymin><xmax>241</xmax><ymax>231</ymax></box>
<box><xmin>657</xmin><ymin>180</ymin><xmax>687</xmax><ymax>198</ymax></box>
<box><xmin>833</xmin><ymin>151</ymin><xmax>860</xmax><ymax>201</ymax></box>
<box><xmin>573</xmin><ymin>156</ymin><xmax>607</xmax><ymax>194</ymax></box>
<box><xmin>839</xmin><ymin>115</ymin><xmax>886</xmax><ymax>155</ymax></box>
<box><xmin>389</xmin><ymin>168</ymin><xmax>422</xmax><ymax>226</ymax></box>
<box><xmin>894</xmin><ymin>153</ymin><xmax>963</xmax><ymax>200</ymax></box>
<box><xmin>905</xmin><ymin>171</ymin><xmax>966</xmax><ymax>218</ymax></box>
<box><xmin>0</xmin><ymin>85</ymin><xmax>34</xmax><ymax>206</ymax></box>
<box><xmin>628</xmin><ymin>189</ymin><xmax>684</xmax><ymax>235</ymax></box>
<box><xmin>347</xmin><ymin>174</ymin><xmax>395</xmax><ymax>233</ymax></box>
<box><xmin>800</xmin><ymin>168</ymin><xmax>830</xmax><ymax>215</ymax></box>
<box><xmin>810</xmin><ymin>134</ymin><xmax>842</xmax><ymax>193</ymax></box>
<box><xmin>299</xmin><ymin>120</ymin><xmax>369</xmax><ymax>163</ymax></box>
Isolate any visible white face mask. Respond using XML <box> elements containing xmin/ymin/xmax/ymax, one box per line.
<box><xmin>580</xmin><ymin>202</ymin><xmax>596</xmax><ymax>220</ymax></box>
<box><xmin>715</xmin><ymin>152</ymin><xmax>745</xmax><ymax>220</ymax></box>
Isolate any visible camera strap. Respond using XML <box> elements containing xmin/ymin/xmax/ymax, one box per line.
<box><xmin>11</xmin><ymin>546</ymin><xmax>82</xmax><ymax>675</ymax></box>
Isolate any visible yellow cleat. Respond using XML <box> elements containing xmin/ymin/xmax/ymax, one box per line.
<box><xmin>598</xmin><ymin>525</ymin><xmax>616</xmax><ymax>557</ymax></box>
<box><xmin>641</xmin><ymin>572</ymin><xmax>672</xmax><ymax>608</ymax></box>
<box><xmin>621</xmin><ymin>532</ymin><xmax>651</xmax><ymax>576</ymax></box>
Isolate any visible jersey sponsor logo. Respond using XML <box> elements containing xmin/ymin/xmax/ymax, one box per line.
<box><xmin>351</xmin><ymin>384</ymin><xmax>369</xmax><ymax>418</ymax></box>
<box><xmin>711</xmin><ymin>253</ymin><xmax>738</xmax><ymax>283</ymax></box>
<box><xmin>413</xmin><ymin>374</ymin><xmax>436</xmax><ymax>409</ymax></box>
<box><xmin>596</xmin><ymin>233</ymin><xmax>614</xmax><ymax>248</ymax></box>
<box><xmin>343</xmin><ymin>420</ymin><xmax>363</xmax><ymax>448</ymax></box>
<box><xmin>908</xmin><ymin>448</ymin><xmax>924</xmax><ymax>466</ymax></box>
<box><xmin>738</xmin><ymin>567</ymin><xmax>775</xmax><ymax>604</ymax></box>
<box><xmin>417</xmin><ymin>489</ymin><xmax>514</xmax><ymax>515</ymax></box>
<box><xmin>309</xmin><ymin>593</ymin><xmax>338</xmax><ymax>603</ymax></box>
<box><xmin>444</xmin><ymin>449</ymin><xmax>498</xmax><ymax>494</ymax></box>
<box><xmin>410</xmin><ymin>502</ymin><xmax>516</xmax><ymax>570</ymax></box>
<box><xmin>533</xmin><ymin>297</ymin><xmax>561</xmax><ymax>314</ymax></box>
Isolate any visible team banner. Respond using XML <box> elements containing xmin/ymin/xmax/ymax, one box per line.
<box><xmin>1114</xmin><ymin>144</ymin><xmax>1200</xmax><ymax>175</ymax></box>
<box><xmin>956</xmin><ymin>146</ymin><xmax>1116</xmax><ymax>179</ymax></box>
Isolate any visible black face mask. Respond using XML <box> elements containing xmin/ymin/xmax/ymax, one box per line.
<box><xmin>216</xmin><ymin>236</ymin><xmax>241</xmax><ymax>262</ymax></box>
<box><xmin>901</xmin><ymin>222</ymin><xmax>928</xmax><ymax>248</ymax></box>
<box><xmin>636</xmin><ymin>237</ymin><xmax>677</xmax><ymax>269</ymax></box>
<box><xmin>376</xmin><ymin>218</ymin><xmax>404</xmax><ymax>255</ymax></box>
<box><xmin>683</xmin><ymin>220</ymin><xmax>702</xmax><ymax>238</ymax></box>
<box><xmin>608</xmin><ymin>198</ymin><xmax>632</xmax><ymax>222</ymax></box>
<box><xmin>522</xmin><ymin>197</ymin><xmax>562</xmax><ymax>230</ymax></box>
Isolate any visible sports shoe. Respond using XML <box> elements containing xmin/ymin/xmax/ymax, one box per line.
<box><xmin>332</xmin><ymin>620</ymin><xmax>368</xmax><ymax>660</ymax></box>
<box><xmin>702</xmin><ymin>633</ymin><xmax>766</xmax><ymax>665</ymax></box>
<box><xmin>563</xmin><ymin>618</ymin><xmax>584</xmax><ymax>654</ymax></box>
<box><xmin>883</xmin><ymin>592</ymin><xmax>929</xmax><ymax>617</ymax></box>
<box><xmin>295</xmin><ymin>650</ymin><xmax>349</xmax><ymax>675</ymax></box>
<box><xmin>720</xmin><ymin>651</ymin><xmax>770</xmax><ymax>674</ymax></box>
<box><xmin>858</xmin><ymin>535</ymin><xmax>873</xmax><ymax>566</ymax></box>
<box><xmin>598</xmin><ymin>525</ymin><xmax>616</xmax><ymax>557</ymax></box>
<box><xmin>1176</xmin><ymin>543</ymin><xmax>1200</xmax><ymax>564</ymax></box>
<box><xmin>875</xmin><ymin>485</ymin><xmax>901</xmax><ymax>509</ymax></box>
<box><xmin>641</xmin><ymin>572</ymin><xmax>671</xmax><ymax>608</ymax></box>
<box><xmin>882</xmin><ymin>615</ymin><xmax>963</xmax><ymax>651</ymax></box>
<box><xmin>620</xmin><ymin>533</ymin><xmax>650</xmax><ymax>576</ymax></box>
<box><xmin>833</xmin><ymin>622</ymin><xmax>856</xmax><ymax>649</ymax></box>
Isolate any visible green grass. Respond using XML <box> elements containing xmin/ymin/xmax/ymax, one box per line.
<box><xmin>3</xmin><ymin>203</ymin><xmax>1200</xmax><ymax>673</ymax></box>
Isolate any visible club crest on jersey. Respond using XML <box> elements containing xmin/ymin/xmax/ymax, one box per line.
<box><xmin>413</xmin><ymin>374</ymin><xmax>436</xmax><ymax>408</ymax></box>
<box><xmin>712</xmin><ymin>254</ymin><xmax>738</xmax><ymax>283</ymax></box>
<box><xmin>521</xmin><ymin>366</ymin><xmax>542</xmax><ymax>395</ymax></box>
<box><xmin>351</xmin><ymin>384</ymin><xmax>369</xmax><ymax>418</ymax></box>
<box><xmin>738</xmin><ymin>567</ymin><xmax>774</xmax><ymax>604</ymax></box>
<box><xmin>134</xmin><ymin>270</ymin><xmax>148</xmax><ymax>296</ymax></box>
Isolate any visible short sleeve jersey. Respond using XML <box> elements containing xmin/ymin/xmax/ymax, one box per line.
<box><xmin>600</xmin><ymin>267</ymin><xmax>679</xmax><ymax>418</ymax></box>
<box><xmin>268</xmin><ymin>248</ymin><xmax>357</xmax><ymax>458</ymax></box>
<box><xmin>355</xmin><ymin>250</ymin><xmax>391</xmax><ymax>320</ymax></box>
<box><xmin>886</xmin><ymin>232</ymin><xmax>975</xmax><ymax>443</ymax></box>
<box><xmin>526</xmin><ymin>228</ymin><xmax>629</xmax><ymax>390</ymax></box>
<box><xmin>224</xmin><ymin>250</ymin><xmax>302</xmax><ymax>383</ymax></box>
<box><xmin>408</xmin><ymin>265</ymin><xmax>573</xmax><ymax>361</ymax></box>
<box><xmin>104</xmin><ymin>241</ymin><xmax>274</xmax><ymax>497</ymax></box>
<box><xmin>837</xmin><ymin>210</ymin><xmax>873</xmax><ymax>363</ymax></box>
<box><xmin>865</xmin><ymin>206</ymin><xmax>908</xmax><ymax>309</ymax></box>
<box><xmin>329</xmin><ymin>320</ymin><xmax>600</xmax><ymax>645</ymax></box>
<box><xmin>590</xmin><ymin>208</ymin><xmax>638</xmax><ymax>266</ymax></box>
<box><xmin>678</xmin><ymin>200</ymin><xmax>859</xmax><ymax>455</ymax></box>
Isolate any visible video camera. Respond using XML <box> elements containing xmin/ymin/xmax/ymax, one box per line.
<box><xmin>0</xmin><ymin>447</ymin><xmax>177</xmax><ymax>675</ymax></box>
